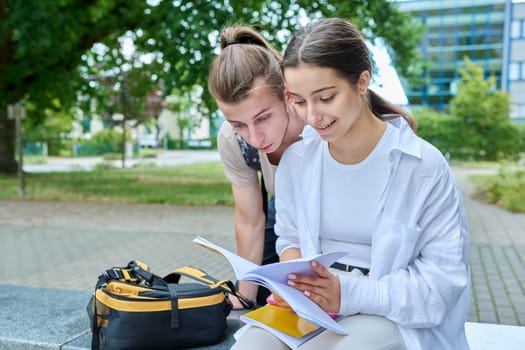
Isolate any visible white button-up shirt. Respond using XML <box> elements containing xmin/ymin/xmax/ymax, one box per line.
<box><xmin>275</xmin><ymin>118</ymin><xmax>471</xmax><ymax>350</ymax></box>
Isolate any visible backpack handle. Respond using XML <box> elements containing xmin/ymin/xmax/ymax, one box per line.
<box><xmin>164</xmin><ymin>266</ymin><xmax>255</xmax><ymax>309</ymax></box>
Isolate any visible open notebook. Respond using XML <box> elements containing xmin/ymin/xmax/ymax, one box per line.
<box><xmin>193</xmin><ymin>236</ymin><xmax>349</xmax><ymax>336</ymax></box>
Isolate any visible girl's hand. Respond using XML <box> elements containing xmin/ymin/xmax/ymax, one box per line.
<box><xmin>287</xmin><ymin>260</ymin><xmax>341</xmax><ymax>314</ymax></box>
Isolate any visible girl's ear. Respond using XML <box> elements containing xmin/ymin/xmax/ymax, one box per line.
<box><xmin>357</xmin><ymin>71</ymin><xmax>371</xmax><ymax>95</ymax></box>
<box><xmin>284</xmin><ymin>86</ymin><xmax>293</xmax><ymax>104</ymax></box>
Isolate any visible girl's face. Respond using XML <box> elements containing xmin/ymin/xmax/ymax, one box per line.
<box><xmin>284</xmin><ymin>64</ymin><xmax>369</xmax><ymax>142</ymax></box>
<box><xmin>217</xmin><ymin>79</ymin><xmax>289</xmax><ymax>153</ymax></box>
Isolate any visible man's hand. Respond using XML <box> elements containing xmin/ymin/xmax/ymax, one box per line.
<box><xmin>228</xmin><ymin>293</ymin><xmax>249</xmax><ymax>309</ymax></box>
<box><xmin>231</xmin><ymin>280</ymin><xmax>257</xmax><ymax>310</ymax></box>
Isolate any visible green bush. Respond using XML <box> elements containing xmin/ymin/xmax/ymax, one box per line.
<box><xmin>139</xmin><ymin>149</ymin><xmax>158</xmax><ymax>158</ymax></box>
<box><xmin>74</xmin><ymin>129</ymin><xmax>128</xmax><ymax>156</ymax></box>
<box><xmin>163</xmin><ymin>136</ymin><xmax>217</xmax><ymax>150</ymax></box>
<box><xmin>414</xmin><ymin>107</ymin><xmax>525</xmax><ymax>161</ymax></box>
<box><xmin>484</xmin><ymin>122</ymin><xmax>524</xmax><ymax>160</ymax></box>
<box><xmin>102</xmin><ymin>153</ymin><xmax>123</xmax><ymax>160</ymax></box>
<box><xmin>472</xmin><ymin>168</ymin><xmax>525</xmax><ymax>213</ymax></box>
<box><xmin>414</xmin><ymin>108</ymin><xmax>479</xmax><ymax>160</ymax></box>
<box><xmin>24</xmin><ymin>155</ymin><xmax>47</xmax><ymax>165</ymax></box>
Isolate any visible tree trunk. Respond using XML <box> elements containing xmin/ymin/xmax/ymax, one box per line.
<box><xmin>0</xmin><ymin>108</ymin><xmax>18</xmax><ymax>174</ymax></box>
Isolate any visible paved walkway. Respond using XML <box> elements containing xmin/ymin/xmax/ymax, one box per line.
<box><xmin>0</xmin><ymin>164</ymin><xmax>524</xmax><ymax>328</ymax></box>
<box><xmin>23</xmin><ymin>149</ymin><xmax>222</xmax><ymax>172</ymax></box>
<box><xmin>452</xmin><ymin>167</ymin><xmax>525</xmax><ymax>326</ymax></box>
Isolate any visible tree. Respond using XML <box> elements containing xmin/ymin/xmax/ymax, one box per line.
<box><xmin>1</xmin><ymin>0</ymin><xmax>423</xmax><ymax>173</ymax></box>
<box><xmin>81</xmin><ymin>42</ymin><xmax>164</xmax><ymax>166</ymax></box>
<box><xmin>450</xmin><ymin>57</ymin><xmax>510</xmax><ymax>129</ymax></box>
<box><xmin>1</xmin><ymin>0</ymin><xmax>154</xmax><ymax>172</ymax></box>
<box><xmin>166</xmin><ymin>88</ymin><xmax>193</xmax><ymax>148</ymax></box>
<box><xmin>449</xmin><ymin>58</ymin><xmax>520</xmax><ymax>160</ymax></box>
<box><xmin>22</xmin><ymin>100</ymin><xmax>74</xmax><ymax>156</ymax></box>
<box><xmin>145</xmin><ymin>0</ymin><xmax>424</xmax><ymax>111</ymax></box>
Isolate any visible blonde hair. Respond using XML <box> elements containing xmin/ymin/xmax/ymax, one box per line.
<box><xmin>208</xmin><ymin>25</ymin><xmax>285</xmax><ymax>104</ymax></box>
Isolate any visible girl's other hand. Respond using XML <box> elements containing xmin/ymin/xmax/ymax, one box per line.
<box><xmin>268</xmin><ymin>293</ymin><xmax>294</xmax><ymax>312</ymax></box>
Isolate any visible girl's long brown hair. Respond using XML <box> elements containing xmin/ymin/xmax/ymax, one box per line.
<box><xmin>282</xmin><ymin>18</ymin><xmax>416</xmax><ymax>130</ymax></box>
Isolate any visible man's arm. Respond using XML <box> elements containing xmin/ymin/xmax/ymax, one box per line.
<box><xmin>231</xmin><ymin>181</ymin><xmax>266</xmax><ymax>307</ymax></box>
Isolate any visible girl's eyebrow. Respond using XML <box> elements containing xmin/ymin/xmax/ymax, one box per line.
<box><xmin>311</xmin><ymin>86</ymin><xmax>336</xmax><ymax>96</ymax></box>
<box><xmin>289</xmin><ymin>86</ymin><xmax>336</xmax><ymax>98</ymax></box>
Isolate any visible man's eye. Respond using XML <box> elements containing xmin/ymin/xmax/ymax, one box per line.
<box><xmin>231</xmin><ymin>123</ymin><xmax>244</xmax><ymax>129</ymax></box>
<box><xmin>320</xmin><ymin>95</ymin><xmax>334</xmax><ymax>102</ymax></box>
<box><xmin>292</xmin><ymin>99</ymin><xmax>306</xmax><ymax>106</ymax></box>
<box><xmin>255</xmin><ymin>115</ymin><xmax>269</xmax><ymax>123</ymax></box>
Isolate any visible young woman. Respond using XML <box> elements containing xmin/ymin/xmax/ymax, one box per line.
<box><xmin>232</xmin><ymin>18</ymin><xmax>470</xmax><ymax>349</ymax></box>
<box><xmin>207</xmin><ymin>25</ymin><xmax>309</xmax><ymax>308</ymax></box>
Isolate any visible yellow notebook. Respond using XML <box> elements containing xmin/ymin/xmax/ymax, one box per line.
<box><xmin>241</xmin><ymin>304</ymin><xmax>320</xmax><ymax>338</ymax></box>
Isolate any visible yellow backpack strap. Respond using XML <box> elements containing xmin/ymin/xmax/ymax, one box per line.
<box><xmin>171</xmin><ymin>266</ymin><xmax>217</xmax><ymax>285</ymax></box>
<box><xmin>164</xmin><ymin>266</ymin><xmax>255</xmax><ymax>309</ymax></box>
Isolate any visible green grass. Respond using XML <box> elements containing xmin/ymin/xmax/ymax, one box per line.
<box><xmin>448</xmin><ymin>160</ymin><xmax>525</xmax><ymax>213</ymax></box>
<box><xmin>0</xmin><ymin>162</ymin><xmax>233</xmax><ymax>206</ymax></box>
<box><xmin>470</xmin><ymin>167</ymin><xmax>525</xmax><ymax>213</ymax></box>
<box><xmin>2</xmin><ymin>160</ymin><xmax>524</xmax><ymax>213</ymax></box>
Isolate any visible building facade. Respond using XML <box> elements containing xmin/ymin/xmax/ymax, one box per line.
<box><xmin>507</xmin><ymin>1</ymin><xmax>525</xmax><ymax>122</ymax></box>
<box><xmin>397</xmin><ymin>0</ymin><xmax>525</xmax><ymax>123</ymax></box>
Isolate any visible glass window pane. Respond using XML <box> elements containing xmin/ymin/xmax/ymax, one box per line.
<box><xmin>509</xmin><ymin>63</ymin><xmax>519</xmax><ymax>80</ymax></box>
<box><xmin>511</xmin><ymin>21</ymin><xmax>521</xmax><ymax>39</ymax></box>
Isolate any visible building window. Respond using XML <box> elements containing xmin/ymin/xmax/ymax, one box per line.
<box><xmin>510</xmin><ymin>20</ymin><xmax>525</xmax><ymax>39</ymax></box>
<box><xmin>511</xmin><ymin>20</ymin><xmax>521</xmax><ymax>38</ymax></box>
<box><xmin>509</xmin><ymin>62</ymin><xmax>525</xmax><ymax>81</ymax></box>
<box><xmin>509</xmin><ymin>62</ymin><xmax>520</xmax><ymax>80</ymax></box>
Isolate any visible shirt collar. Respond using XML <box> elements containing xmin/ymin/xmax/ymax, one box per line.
<box><xmin>386</xmin><ymin>117</ymin><xmax>421</xmax><ymax>159</ymax></box>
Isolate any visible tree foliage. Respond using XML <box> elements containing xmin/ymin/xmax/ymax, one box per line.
<box><xmin>415</xmin><ymin>58</ymin><xmax>523</xmax><ymax>161</ymax></box>
<box><xmin>0</xmin><ymin>0</ymin><xmax>423</xmax><ymax>173</ymax></box>
<box><xmin>450</xmin><ymin>58</ymin><xmax>519</xmax><ymax>160</ymax></box>
<box><xmin>450</xmin><ymin>57</ymin><xmax>510</xmax><ymax>129</ymax></box>
<box><xmin>22</xmin><ymin>100</ymin><xmax>73</xmax><ymax>156</ymax></box>
<box><xmin>1</xmin><ymin>0</ymin><xmax>154</xmax><ymax>171</ymax></box>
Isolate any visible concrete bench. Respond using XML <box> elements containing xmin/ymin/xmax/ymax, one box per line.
<box><xmin>2</xmin><ymin>284</ymin><xmax>524</xmax><ymax>349</ymax></box>
<box><xmin>465</xmin><ymin>322</ymin><xmax>525</xmax><ymax>350</ymax></box>
<box><xmin>0</xmin><ymin>284</ymin><xmax>239</xmax><ymax>349</ymax></box>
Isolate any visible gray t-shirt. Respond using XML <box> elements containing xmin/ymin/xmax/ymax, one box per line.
<box><xmin>217</xmin><ymin>121</ymin><xmax>277</xmax><ymax>196</ymax></box>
